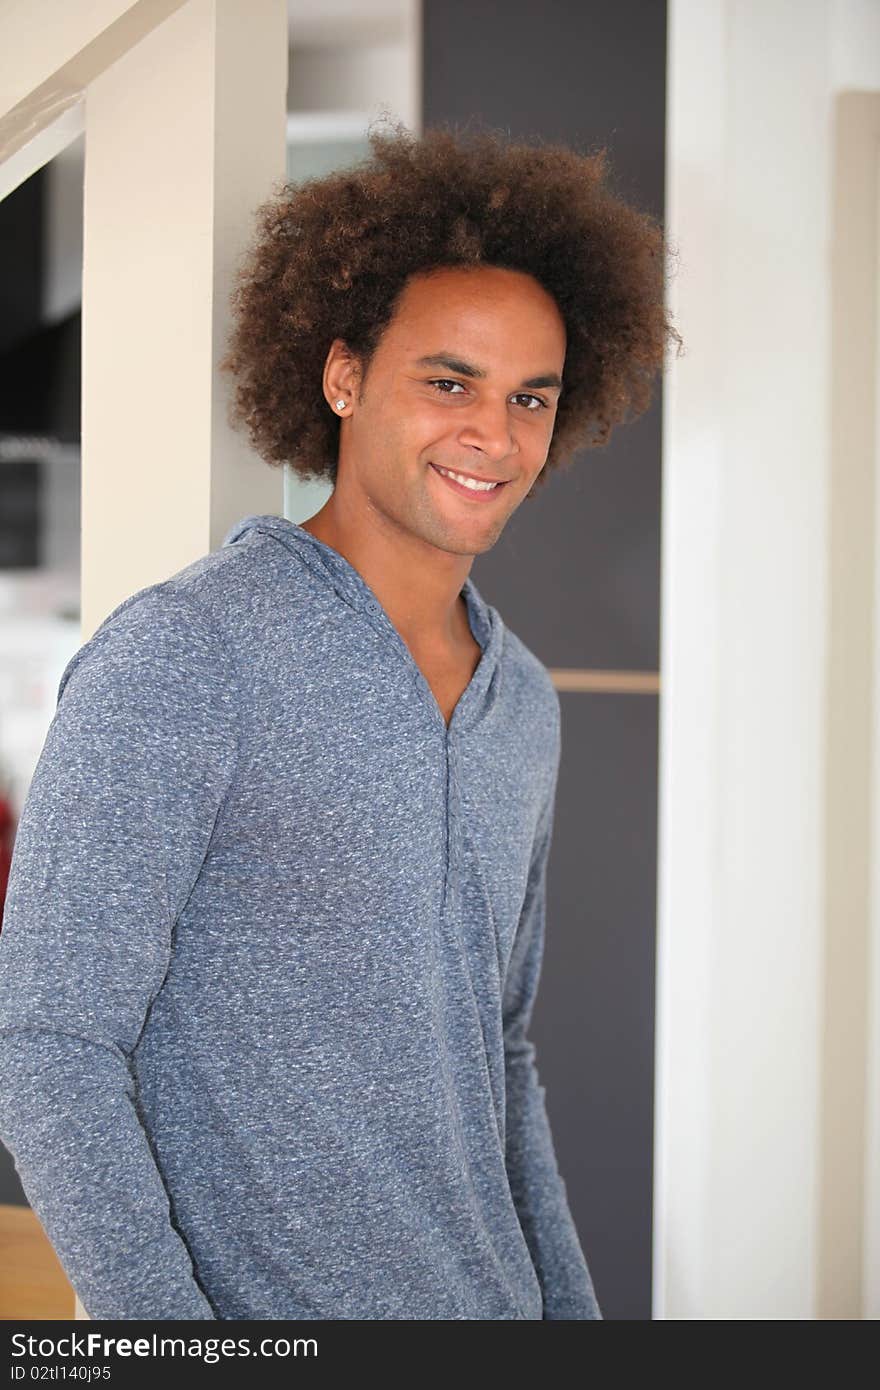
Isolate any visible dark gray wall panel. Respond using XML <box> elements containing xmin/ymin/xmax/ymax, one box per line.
<box><xmin>422</xmin><ymin>0</ymin><xmax>666</xmax><ymax>218</ymax></box>
<box><xmin>539</xmin><ymin>690</ymin><xmax>658</xmax><ymax>1321</ymax></box>
<box><xmin>480</xmin><ymin>395</ymin><xmax>662</xmax><ymax>670</ymax></box>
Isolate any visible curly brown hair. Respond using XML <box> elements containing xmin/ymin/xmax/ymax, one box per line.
<box><xmin>220</xmin><ymin>116</ymin><xmax>681</xmax><ymax>492</ymax></box>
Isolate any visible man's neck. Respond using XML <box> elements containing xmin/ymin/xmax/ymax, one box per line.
<box><xmin>299</xmin><ymin>501</ymin><xmax>473</xmax><ymax>654</ymax></box>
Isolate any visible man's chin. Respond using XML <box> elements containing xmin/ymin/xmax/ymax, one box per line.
<box><xmin>426</xmin><ymin>520</ymin><xmax>507</xmax><ymax>559</ymax></box>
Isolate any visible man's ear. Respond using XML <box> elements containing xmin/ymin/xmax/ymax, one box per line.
<box><xmin>323</xmin><ymin>339</ymin><xmax>363</xmax><ymax>411</ymax></box>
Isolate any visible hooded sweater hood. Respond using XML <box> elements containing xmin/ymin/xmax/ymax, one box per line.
<box><xmin>0</xmin><ymin>510</ymin><xmax>601</xmax><ymax>1321</ymax></box>
<box><xmin>221</xmin><ymin>513</ymin><xmax>503</xmax><ymax>735</ymax></box>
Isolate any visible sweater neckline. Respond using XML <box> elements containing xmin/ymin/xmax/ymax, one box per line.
<box><xmin>221</xmin><ymin>513</ymin><xmax>503</xmax><ymax>732</ymax></box>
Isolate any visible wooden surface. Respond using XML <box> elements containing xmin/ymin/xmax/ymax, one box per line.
<box><xmin>0</xmin><ymin>1203</ymin><xmax>75</xmax><ymax>1320</ymax></box>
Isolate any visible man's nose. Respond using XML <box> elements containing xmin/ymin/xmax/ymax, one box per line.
<box><xmin>457</xmin><ymin>396</ymin><xmax>517</xmax><ymax>465</ymax></box>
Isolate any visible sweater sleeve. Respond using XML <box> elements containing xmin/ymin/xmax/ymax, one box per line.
<box><xmin>0</xmin><ymin>586</ymin><xmax>239</xmax><ymax>1320</ymax></box>
<box><xmin>501</xmin><ymin>702</ymin><xmax>603</xmax><ymax>1320</ymax></box>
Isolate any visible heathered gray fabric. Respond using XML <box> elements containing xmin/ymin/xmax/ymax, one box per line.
<box><xmin>0</xmin><ymin>513</ymin><xmax>601</xmax><ymax>1321</ymax></box>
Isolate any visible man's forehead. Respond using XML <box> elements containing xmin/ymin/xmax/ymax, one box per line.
<box><xmin>384</xmin><ymin>273</ymin><xmax>565</xmax><ymax>371</ymax></box>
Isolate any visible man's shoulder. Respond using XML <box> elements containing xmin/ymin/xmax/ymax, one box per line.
<box><xmin>56</xmin><ymin>529</ymin><xmax>303</xmax><ymax>704</ymax></box>
<box><xmin>490</xmin><ymin>616</ymin><xmax>561</xmax><ymax>799</ymax></box>
<box><xmin>498</xmin><ymin>620</ymin><xmax>560</xmax><ymax>727</ymax></box>
<box><xmin>87</xmin><ymin>525</ymin><xmax>307</xmax><ymax>647</ymax></box>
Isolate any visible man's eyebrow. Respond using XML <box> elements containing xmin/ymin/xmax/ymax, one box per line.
<box><xmin>413</xmin><ymin>353</ymin><xmax>563</xmax><ymax>391</ymax></box>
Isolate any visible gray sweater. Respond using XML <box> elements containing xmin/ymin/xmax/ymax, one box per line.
<box><xmin>0</xmin><ymin>513</ymin><xmax>601</xmax><ymax>1320</ymax></box>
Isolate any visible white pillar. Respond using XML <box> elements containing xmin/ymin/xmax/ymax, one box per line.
<box><xmin>0</xmin><ymin>1</ymin><xmax>188</xmax><ymax>199</ymax></box>
<box><xmin>658</xmin><ymin>0</ymin><xmax>880</xmax><ymax>1319</ymax></box>
<box><xmin>81</xmin><ymin>0</ymin><xmax>287</xmax><ymax>639</ymax></box>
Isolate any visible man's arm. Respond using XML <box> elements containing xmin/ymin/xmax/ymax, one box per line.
<box><xmin>502</xmin><ymin>700</ymin><xmax>602</xmax><ymax>1320</ymax></box>
<box><xmin>0</xmin><ymin>587</ymin><xmax>239</xmax><ymax>1320</ymax></box>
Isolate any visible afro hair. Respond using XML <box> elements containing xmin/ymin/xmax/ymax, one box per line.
<box><xmin>220</xmin><ymin>115</ymin><xmax>682</xmax><ymax>492</ymax></box>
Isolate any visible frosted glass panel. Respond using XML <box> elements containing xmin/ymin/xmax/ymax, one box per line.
<box><xmin>283</xmin><ymin>131</ymin><xmax>371</xmax><ymax>521</ymax></box>
<box><xmin>286</xmin><ymin>137</ymin><xmax>371</xmax><ymax>184</ymax></box>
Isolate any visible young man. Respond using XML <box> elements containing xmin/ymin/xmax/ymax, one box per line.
<box><xmin>0</xmin><ymin>122</ymin><xmax>675</xmax><ymax>1320</ymax></box>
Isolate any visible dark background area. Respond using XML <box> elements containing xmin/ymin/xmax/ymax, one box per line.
<box><xmin>0</xmin><ymin>165</ymin><xmax>80</xmax><ymax>568</ymax></box>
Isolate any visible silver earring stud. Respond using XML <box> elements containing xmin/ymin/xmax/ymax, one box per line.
<box><xmin>335</xmin><ymin>399</ymin><xmax>346</xmax><ymax>411</ymax></box>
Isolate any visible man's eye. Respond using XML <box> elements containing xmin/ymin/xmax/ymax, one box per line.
<box><xmin>429</xmin><ymin>379</ymin><xmax>548</xmax><ymax>410</ymax></box>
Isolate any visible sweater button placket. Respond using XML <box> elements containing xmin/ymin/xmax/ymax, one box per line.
<box><xmin>440</xmin><ymin>727</ymin><xmax>451</xmax><ymax>913</ymax></box>
<box><xmin>446</xmin><ymin>732</ymin><xmax>458</xmax><ymax>897</ymax></box>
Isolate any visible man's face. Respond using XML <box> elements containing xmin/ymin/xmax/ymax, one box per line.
<box><xmin>328</xmin><ymin>264</ymin><xmax>566</xmax><ymax>556</ymax></box>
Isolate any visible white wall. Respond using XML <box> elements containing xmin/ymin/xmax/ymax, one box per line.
<box><xmin>658</xmin><ymin>0</ymin><xmax>880</xmax><ymax>1319</ymax></box>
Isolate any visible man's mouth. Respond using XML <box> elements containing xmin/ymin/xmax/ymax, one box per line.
<box><xmin>429</xmin><ymin>462</ymin><xmax>510</xmax><ymax>500</ymax></box>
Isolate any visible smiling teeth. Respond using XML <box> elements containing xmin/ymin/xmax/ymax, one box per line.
<box><xmin>435</xmin><ymin>466</ymin><xmax>500</xmax><ymax>491</ymax></box>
